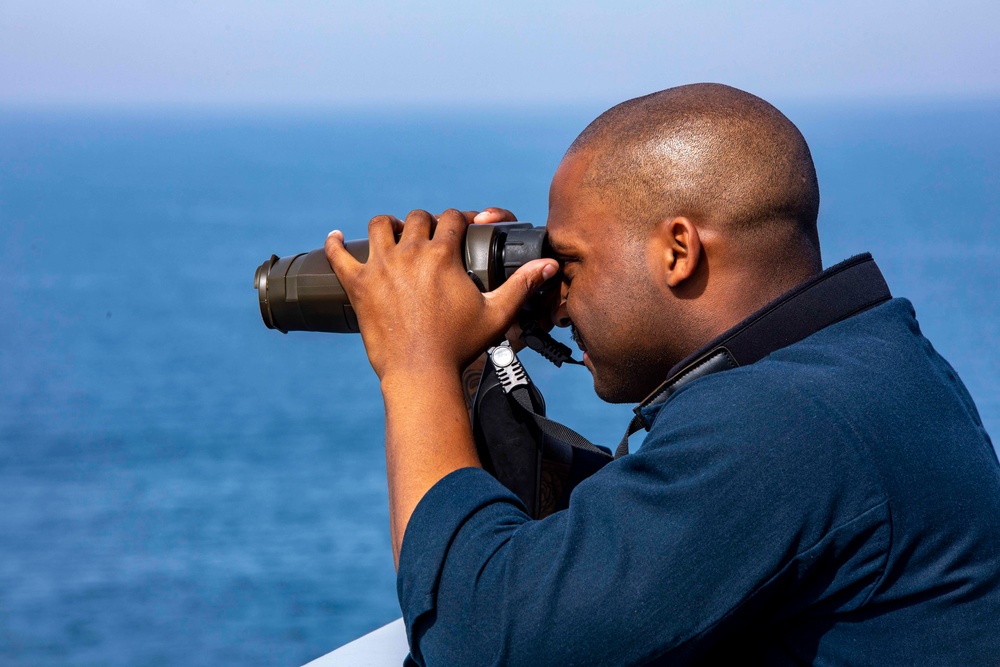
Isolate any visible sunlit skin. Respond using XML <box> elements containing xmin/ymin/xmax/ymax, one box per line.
<box><xmin>545</xmin><ymin>151</ymin><xmax>707</xmax><ymax>403</ymax></box>
<box><xmin>325</xmin><ymin>208</ymin><xmax>557</xmax><ymax>567</ymax></box>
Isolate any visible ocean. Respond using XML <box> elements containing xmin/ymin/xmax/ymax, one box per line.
<box><xmin>1</xmin><ymin>102</ymin><xmax>998</xmax><ymax>665</ymax></box>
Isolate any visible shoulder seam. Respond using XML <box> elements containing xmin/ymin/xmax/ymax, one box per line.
<box><xmin>644</xmin><ymin>499</ymin><xmax>892</xmax><ymax>664</ymax></box>
<box><xmin>826</xmin><ymin>397</ymin><xmax>895</xmax><ymax>609</ymax></box>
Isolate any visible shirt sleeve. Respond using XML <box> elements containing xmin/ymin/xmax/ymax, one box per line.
<box><xmin>396</xmin><ymin>370</ymin><xmax>891</xmax><ymax>666</ymax></box>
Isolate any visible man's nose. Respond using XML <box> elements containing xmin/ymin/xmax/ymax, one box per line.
<box><xmin>551</xmin><ymin>292</ymin><xmax>571</xmax><ymax>328</ymax></box>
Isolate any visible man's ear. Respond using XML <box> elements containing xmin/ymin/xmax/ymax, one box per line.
<box><xmin>653</xmin><ymin>216</ymin><xmax>701</xmax><ymax>288</ymax></box>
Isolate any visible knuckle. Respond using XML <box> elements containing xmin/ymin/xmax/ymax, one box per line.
<box><xmin>429</xmin><ymin>242</ymin><xmax>452</xmax><ymax>259</ymax></box>
<box><xmin>369</xmin><ymin>215</ymin><xmax>392</xmax><ymax>231</ymax></box>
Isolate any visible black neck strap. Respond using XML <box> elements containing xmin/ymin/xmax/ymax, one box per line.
<box><xmin>614</xmin><ymin>253</ymin><xmax>892</xmax><ymax>458</ymax></box>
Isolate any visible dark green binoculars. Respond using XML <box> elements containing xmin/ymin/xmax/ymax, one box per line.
<box><xmin>255</xmin><ymin>222</ymin><xmax>548</xmax><ymax>333</ymax></box>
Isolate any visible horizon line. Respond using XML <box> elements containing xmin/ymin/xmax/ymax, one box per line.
<box><xmin>2</xmin><ymin>91</ymin><xmax>1000</xmax><ymax>117</ymax></box>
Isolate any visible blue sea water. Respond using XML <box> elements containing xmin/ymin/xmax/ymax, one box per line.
<box><xmin>1</xmin><ymin>103</ymin><xmax>998</xmax><ymax>666</ymax></box>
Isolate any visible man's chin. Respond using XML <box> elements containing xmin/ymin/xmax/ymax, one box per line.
<box><xmin>590</xmin><ymin>371</ymin><xmax>646</xmax><ymax>405</ymax></box>
<box><xmin>588</xmin><ymin>358</ymin><xmax>664</xmax><ymax>405</ymax></box>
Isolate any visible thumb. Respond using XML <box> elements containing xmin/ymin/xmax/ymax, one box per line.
<box><xmin>485</xmin><ymin>258</ymin><xmax>560</xmax><ymax>325</ymax></box>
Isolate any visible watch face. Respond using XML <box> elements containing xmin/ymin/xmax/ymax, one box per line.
<box><xmin>491</xmin><ymin>346</ymin><xmax>515</xmax><ymax>368</ymax></box>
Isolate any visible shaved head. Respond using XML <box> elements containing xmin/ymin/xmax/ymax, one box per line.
<box><xmin>546</xmin><ymin>84</ymin><xmax>826</xmax><ymax>400</ymax></box>
<box><xmin>567</xmin><ymin>83</ymin><xmax>821</xmax><ymax>266</ymax></box>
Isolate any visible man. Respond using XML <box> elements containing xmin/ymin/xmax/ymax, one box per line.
<box><xmin>325</xmin><ymin>84</ymin><xmax>1000</xmax><ymax>665</ymax></box>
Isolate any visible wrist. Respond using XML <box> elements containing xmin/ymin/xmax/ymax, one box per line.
<box><xmin>379</xmin><ymin>364</ymin><xmax>464</xmax><ymax>399</ymax></box>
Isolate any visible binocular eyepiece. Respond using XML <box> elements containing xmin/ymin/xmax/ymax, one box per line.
<box><xmin>255</xmin><ymin>222</ymin><xmax>549</xmax><ymax>334</ymax></box>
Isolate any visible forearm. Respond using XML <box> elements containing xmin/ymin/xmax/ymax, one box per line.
<box><xmin>322</xmin><ymin>208</ymin><xmax>555</xmax><ymax>569</ymax></box>
<box><xmin>381</xmin><ymin>367</ymin><xmax>482</xmax><ymax>568</ymax></box>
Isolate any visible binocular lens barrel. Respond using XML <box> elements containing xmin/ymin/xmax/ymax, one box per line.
<box><xmin>255</xmin><ymin>223</ymin><xmax>547</xmax><ymax>334</ymax></box>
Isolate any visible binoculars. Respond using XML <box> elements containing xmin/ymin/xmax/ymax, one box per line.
<box><xmin>255</xmin><ymin>222</ymin><xmax>550</xmax><ymax>334</ymax></box>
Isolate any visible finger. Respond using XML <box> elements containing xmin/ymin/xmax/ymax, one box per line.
<box><xmin>368</xmin><ymin>215</ymin><xmax>403</xmax><ymax>254</ymax></box>
<box><xmin>473</xmin><ymin>207</ymin><xmax>518</xmax><ymax>224</ymax></box>
<box><xmin>504</xmin><ymin>321</ymin><xmax>528</xmax><ymax>352</ymax></box>
<box><xmin>435</xmin><ymin>208</ymin><xmax>469</xmax><ymax>251</ymax></box>
<box><xmin>446</xmin><ymin>211</ymin><xmax>479</xmax><ymax>225</ymax></box>
<box><xmin>484</xmin><ymin>258</ymin><xmax>560</xmax><ymax>329</ymax></box>
<box><xmin>325</xmin><ymin>230</ymin><xmax>363</xmax><ymax>287</ymax></box>
<box><xmin>400</xmin><ymin>209</ymin><xmax>434</xmax><ymax>245</ymax></box>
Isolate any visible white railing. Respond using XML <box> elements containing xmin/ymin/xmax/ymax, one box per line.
<box><xmin>303</xmin><ymin>618</ymin><xmax>409</xmax><ymax>667</ymax></box>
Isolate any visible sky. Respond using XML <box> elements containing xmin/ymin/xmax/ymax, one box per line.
<box><xmin>1</xmin><ymin>0</ymin><xmax>999</xmax><ymax>109</ymax></box>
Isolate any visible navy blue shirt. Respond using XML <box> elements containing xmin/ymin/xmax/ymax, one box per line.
<box><xmin>397</xmin><ymin>299</ymin><xmax>1000</xmax><ymax>665</ymax></box>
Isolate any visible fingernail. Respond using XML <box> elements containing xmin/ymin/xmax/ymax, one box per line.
<box><xmin>327</xmin><ymin>230</ymin><xmax>341</xmax><ymax>238</ymax></box>
<box><xmin>542</xmin><ymin>263</ymin><xmax>558</xmax><ymax>280</ymax></box>
<box><xmin>473</xmin><ymin>212</ymin><xmax>488</xmax><ymax>222</ymax></box>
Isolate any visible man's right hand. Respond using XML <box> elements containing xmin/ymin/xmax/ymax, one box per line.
<box><xmin>458</xmin><ymin>207</ymin><xmax>524</xmax><ymax>419</ymax></box>
<box><xmin>463</xmin><ymin>207</ymin><xmax>551</xmax><ymax>352</ymax></box>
